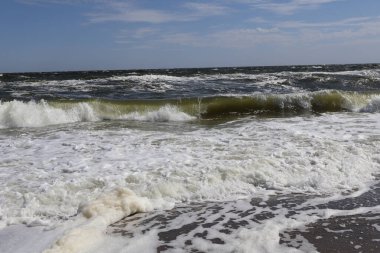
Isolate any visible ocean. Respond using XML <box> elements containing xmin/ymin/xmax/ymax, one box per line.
<box><xmin>0</xmin><ymin>64</ymin><xmax>379</xmax><ymax>252</ymax></box>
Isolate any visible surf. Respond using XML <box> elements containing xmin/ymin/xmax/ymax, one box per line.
<box><xmin>1</xmin><ymin>90</ymin><xmax>380</xmax><ymax>128</ymax></box>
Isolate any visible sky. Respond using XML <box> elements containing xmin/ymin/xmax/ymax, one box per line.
<box><xmin>1</xmin><ymin>0</ymin><xmax>380</xmax><ymax>72</ymax></box>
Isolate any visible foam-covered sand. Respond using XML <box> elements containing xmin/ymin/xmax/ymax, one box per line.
<box><xmin>104</xmin><ymin>183</ymin><xmax>380</xmax><ymax>253</ymax></box>
<box><xmin>2</xmin><ymin>188</ymin><xmax>379</xmax><ymax>253</ymax></box>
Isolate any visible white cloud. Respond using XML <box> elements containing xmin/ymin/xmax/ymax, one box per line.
<box><xmin>241</xmin><ymin>0</ymin><xmax>340</xmax><ymax>14</ymax></box>
<box><xmin>248</xmin><ymin>17</ymin><xmax>269</xmax><ymax>23</ymax></box>
<box><xmin>19</xmin><ymin>0</ymin><xmax>230</xmax><ymax>23</ymax></box>
<box><xmin>209</xmin><ymin>28</ymin><xmax>290</xmax><ymax>47</ymax></box>
<box><xmin>183</xmin><ymin>2</ymin><xmax>230</xmax><ymax>16</ymax></box>
<box><xmin>132</xmin><ymin>28</ymin><xmax>159</xmax><ymax>39</ymax></box>
<box><xmin>115</xmin><ymin>27</ymin><xmax>160</xmax><ymax>45</ymax></box>
<box><xmin>162</xmin><ymin>33</ymin><xmax>205</xmax><ymax>47</ymax></box>
<box><xmin>86</xmin><ymin>1</ymin><xmax>229</xmax><ymax>24</ymax></box>
<box><xmin>19</xmin><ymin>0</ymin><xmax>380</xmax><ymax>52</ymax></box>
<box><xmin>297</xmin><ymin>19</ymin><xmax>380</xmax><ymax>42</ymax></box>
<box><xmin>156</xmin><ymin>15</ymin><xmax>380</xmax><ymax>49</ymax></box>
<box><xmin>277</xmin><ymin>17</ymin><xmax>375</xmax><ymax>29</ymax></box>
<box><xmin>86</xmin><ymin>2</ymin><xmax>185</xmax><ymax>24</ymax></box>
<box><xmin>17</xmin><ymin>0</ymin><xmax>104</xmax><ymax>5</ymax></box>
<box><xmin>269</xmin><ymin>16</ymin><xmax>380</xmax><ymax>43</ymax></box>
<box><xmin>160</xmin><ymin>27</ymin><xmax>290</xmax><ymax>48</ymax></box>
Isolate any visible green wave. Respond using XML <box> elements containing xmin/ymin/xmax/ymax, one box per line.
<box><xmin>47</xmin><ymin>91</ymin><xmax>380</xmax><ymax>119</ymax></box>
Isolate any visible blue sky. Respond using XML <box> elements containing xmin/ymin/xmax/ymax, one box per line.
<box><xmin>1</xmin><ymin>0</ymin><xmax>380</xmax><ymax>72</ymax></box>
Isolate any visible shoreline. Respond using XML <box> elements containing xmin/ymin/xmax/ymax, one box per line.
<box><xmin>0</xmin><ymin>184</ymin><xmax>379</xmax><ymax>253</ymax></box>
<box><xmin>107</xmin><ymin>184</ymin><xmax>380</xmax><ymax>252</ymax></box>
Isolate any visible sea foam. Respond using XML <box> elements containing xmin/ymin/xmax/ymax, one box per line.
<box><xmin>43</xmin><ymin>188</ymin><xmax>172</xmax><ymax>253</ymax></box>
<box><xmin>119</xmin><ymin>105</ymin><xmax>196</xmax><ymax>122</ymax></box>
<box><xmin>1</xmin><ymin>110</ymin><xmax>379</xmax><ymax>253</ymax></box>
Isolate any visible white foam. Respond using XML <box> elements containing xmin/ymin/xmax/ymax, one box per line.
<box><xmin>109</xmin><ymin>73</ymin><xmax>295</xmax><ymax>93</ymax></box>
<box><xmin>0</xmin><ymin>100</ymin><xmax>98</xmax><ymax>128</ymax></box>
<box><xmin>12</xmin><ymin>79</ymin><xmax>87</xmax><ymax>88</ymax></box>
<box><xmin>359</xmin><ymin>96</ymin><xmax>380</xmax><ymax>112</ymax></box>
<box><xmin>107</xmin><ymin>75</ymin><xmax>183</xmax><ymax>93</ymax></box>
<box><xmin>0</xmin><ymin>225</ymin><xmax>64</xmax><ymax>253</ymax></box>
<box><xmin>278</xmin><ymin>69</ymin><xmax>380</xmax><ymax>79</ymax></box>
<box><xmin>109</xmin><ymin>198</ymin><xmax>322</xmax><ymax>253</ymax></box>
<box><xmin>0</xmin><ymin>112</ymin><xmax>379</xmax><ymax>228</ymax></box>
<box><xmin>334</xmin><ymin>69</ymin><xmax>380</xmax><ymax>78</ymax></box>
<box><xmin>93</xmin><ymin>229</ymin><xmax>159</xmax><ymax>253</ymax></box>
<box><xmin>109</xmin><ymin>74</ymin><xmax>185</xmax><ymax>82</ymax></box>
<box><xmin>43</xmin><ymin>188</ymin><xmax>171</xmax><ymax>253</ymax></box>
<box><xmin>0</xmin><ymin>110</ymin><xmax>379</xmax><ymax>252</ymax></box>
<box><xmin>119</xmin><ymin>105</ymin><xmax>196</xmax><ymax>122</ymax></box>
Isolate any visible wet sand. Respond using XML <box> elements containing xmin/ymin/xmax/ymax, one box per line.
<box><xmin>108</xmin><ymin>183</ymin><xmax>380</xmax><ymax>252</ymax></box>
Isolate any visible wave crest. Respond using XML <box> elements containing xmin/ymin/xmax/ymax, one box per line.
<box><xmin>119</xmin><ymin>105</ymin><xmax>196</xmax><ymax>122</ymax></box>
<box><xmin>0</xmin><ymin>100</ymin><xmax>195</xmax><ymax>129</ymax></box>
<box><xmin>359</xmin><ymin>96</ymin><xmax>380</xmax><ymax>112</ymax></box>
<box><xmin>0</xmin><ymin>100</ymin><xmax>99</xmax><ymax>128</ymax></box>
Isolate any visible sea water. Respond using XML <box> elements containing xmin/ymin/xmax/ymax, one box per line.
<box><xmin>0</xmin><ymin>64</ymin><xmax>379</xmax><ymax>252</ymax></box>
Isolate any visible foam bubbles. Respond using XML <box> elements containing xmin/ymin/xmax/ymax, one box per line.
<box><xmin>119</xmin><ymin>105</ymin><xmax>196</xmax><ymax>122</ymax></box>
<box><xmin>44</xmin><ymin>188</ymin><xmax>170</xmax><ymax>253</ymax></box>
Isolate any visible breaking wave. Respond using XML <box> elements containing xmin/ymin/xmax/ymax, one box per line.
<box><xmin>1</xmin><ymin>90</ymin><xmax>380</xmax><ymax>128</ymax></box>
<box><xmin>0</xmin><ymin>101</ymin><xmax>195</xmax><ymax>128</ymax></box>
<box><xmin>0</xmin><ymin>100</ymin><xmax>98</xmax><ymax>128</ymax></box>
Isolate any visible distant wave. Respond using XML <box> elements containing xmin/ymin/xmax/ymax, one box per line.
<box><xmin>4</xmin><ymin>68</ymin><xmax>380</xmax><ymax>85</ymax></box>
<box><xmin>106</xmin><ymin>69</ymin><xmax>380</xmax><ymax>83</ymax></box>
<box><xmin>109</xmin><ymin>74</ymin><xmax>187</xmax><ymax>82</ymax></box>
